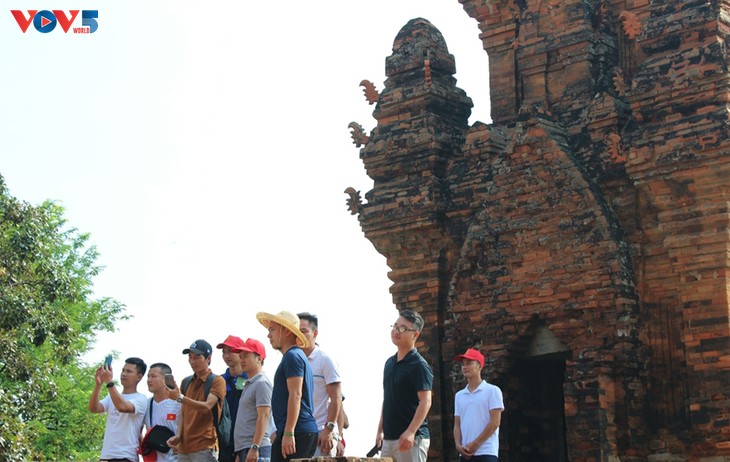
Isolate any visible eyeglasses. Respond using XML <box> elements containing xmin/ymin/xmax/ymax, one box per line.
<box><xmin>390</xmin><ymin>324</ymin><xmax>417</xmax><ymax>334</ymax></box>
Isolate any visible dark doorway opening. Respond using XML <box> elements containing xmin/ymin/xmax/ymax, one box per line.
<box><xmin>506</xmin><ymin>353</ymin><xmax>569</xmax><ymax>461</ymax></box>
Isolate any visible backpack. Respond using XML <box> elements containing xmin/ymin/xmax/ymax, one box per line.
<box><xmin>181</xmin><ymin>373</ymin><xmax>232</xmax><ymax>451</ymax></box>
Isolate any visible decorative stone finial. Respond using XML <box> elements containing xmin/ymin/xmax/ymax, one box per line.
<box><xmin>344</xmin><ymin>187</ymin><xmax>362</xmax><ymax>215</ymax></box>
<box><xmin>619</xmin><ymin>11</ymin><xmax>641</xmax><ymax>40</ymax></box>
<box><xmin>348</xmin><ymin>122</ymin><xmax>369</xmax><ymax>148</ymax></box>
<box><xmin>360</xmin><ymin>80</ymin><xmax>379</xmax><ymax>105</ymax></box>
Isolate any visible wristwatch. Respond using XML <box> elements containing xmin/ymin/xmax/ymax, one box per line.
<box><xmin>106</xmin><ymin>382</ymin><xmax>115</xmax><ymax>388</ymax></box>
<box><xmin>251</xmin><ymin>444</ymin><xmax>260</xmax><ymax>451</ymax></box>
<box><xmin>176</xmin><ymin>395</ymin><xmax>184</xmax><ymax>403</ymax></box>
<box><xmin>325</xmin><ymin>421</ymin><xmax>336</xmax><ymax>431</ymax></box>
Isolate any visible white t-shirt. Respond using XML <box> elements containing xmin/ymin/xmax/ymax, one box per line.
<box><xmin>143</xmin><ymin>397</ymin><xmax>182</xmax><ymax>462</ymax></box>
<box><xmin>454</xmin><ymin>380</ymin><xmax>504</xmax><ymax>456</ymax></box>
<box><xmin>100</xmin><ymin>391</ymin><xmax>148</xmax><ymax>461</ymax></box>
<box><xmin>307</xmin><ymin>346</ymin><xmax>341</xmax><ymax>428</ymax></box>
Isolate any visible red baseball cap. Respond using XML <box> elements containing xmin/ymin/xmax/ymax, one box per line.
<box><xmin>216</xmin><ymin>335</ymin><xmax>245</xmax><ymax>350</ymax></box>
<box><xmin>234</xmin><ymin>338</ymin><xmax>267</xmax><ymax>360</ymax></box>
<box><xmin>455</xmin><ymin>348</ymin><xmax>484</xmax><ymax>367</ymax></box>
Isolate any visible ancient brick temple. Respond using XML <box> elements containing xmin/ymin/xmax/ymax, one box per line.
<box><xmin>345</xmin><ymin>1</ymin><xmax>730</xmax><ymax>461</ymax></box>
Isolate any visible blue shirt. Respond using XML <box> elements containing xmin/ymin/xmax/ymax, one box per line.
<box><xmin>221</xmin><ymin>368</ymin><xmax>248</xmax><ymax>443</ymax></box>
<box><xmin>272</xmin><ymin>346</ymin><xmax>318</xmax><ymax>433</ymax></box>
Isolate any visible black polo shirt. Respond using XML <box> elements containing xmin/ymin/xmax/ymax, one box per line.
<box><xmin>382</xmin><ymin>349</ymin><xmax>434</xmax><ymax>439</ymax></box>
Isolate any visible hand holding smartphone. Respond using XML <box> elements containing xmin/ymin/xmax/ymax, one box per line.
<box><xmin>103</xmin><ymin>354</ymin><xmax>113</xmax><ymax>369</ymax></box>
<box><xmin>164</xmin><ymin>374</ymin><xmax>176</xmax><ymax>390</ymax></box>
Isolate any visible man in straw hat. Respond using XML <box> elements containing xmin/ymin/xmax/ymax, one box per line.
<box><xmin>453</xmin><ymin>348</ymin><xmax>503</xmax><ymax>462</ymax></box>
<box><xmin>256</xmin><ymin>310</ymin><xmax>318</xmax><ymax>462</ymax></box>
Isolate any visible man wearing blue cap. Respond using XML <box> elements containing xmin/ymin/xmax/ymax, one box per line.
<box><xmin>165</xmin><ymin>339</ymin><xmax>227</xmax><ymax>462</ymax></box>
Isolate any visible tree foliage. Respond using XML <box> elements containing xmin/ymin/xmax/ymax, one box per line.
<box><xmin>0</xmin><ymin>175</ymin><xmax>126</xmax><ymax>461</ymax></box>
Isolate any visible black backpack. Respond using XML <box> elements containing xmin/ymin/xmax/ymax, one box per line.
<box><xmin>181</xmin><ymin>373</ymin><xmax>232</xmax><ymax>451</ymax></box>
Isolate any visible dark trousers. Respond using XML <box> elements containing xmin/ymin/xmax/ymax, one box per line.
<box><xmin>218</xmin><ymin>448</ymin><xmax>235</xmax><ymax>462</ymax></box>
<box><xmin>459</xmin><ymin>456</ymin><xmax>498</xmax><ymax>462</ymax></box>
<box><xmin>271</xmin><ymin>432</ymin><xmax>318</xmax><ymax>462</ymax></box>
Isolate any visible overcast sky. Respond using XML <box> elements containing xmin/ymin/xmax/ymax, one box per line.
<box><xmin>2</xmin><ymin>0</ymin><xmax>490</xmax><ymax>456</ymax></box>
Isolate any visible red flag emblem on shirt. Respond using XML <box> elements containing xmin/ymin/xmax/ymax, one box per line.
<box><xmin>166</xmin><ymin>413</ymin><xmax>177</xmax><ymax>421</ymax></box>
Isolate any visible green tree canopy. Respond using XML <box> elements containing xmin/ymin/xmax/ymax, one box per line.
<box><xmin>0</xmin><ymin>175</ymin><xmax>126</xmax><ymax>461</ymax></box>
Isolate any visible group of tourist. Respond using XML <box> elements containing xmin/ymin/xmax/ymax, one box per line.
<box><xmin>89</xmin><ymin>309</ymin><xmax>503</xmax><ymax>462</ymax></box>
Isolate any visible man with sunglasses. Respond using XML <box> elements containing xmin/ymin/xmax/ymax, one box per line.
<box><xmin>375</xmin><ymin>309</ymin><xmax>433</xmax><ymax>462</ymax></box>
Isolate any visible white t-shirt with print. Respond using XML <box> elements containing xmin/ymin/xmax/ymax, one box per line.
<box><xmin>143</xmin><ymin>397</ymin><xmax>182</xmax><ymax>462</ymax></box>
<box><xmin>100</xmin><ymin>391</ymin><xmax>148</xmax><ymax>461</ymax></box>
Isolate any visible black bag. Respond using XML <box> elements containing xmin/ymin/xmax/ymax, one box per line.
<box><xmin>142</xmin><ymin>425</ymin><xmax>175</xmax><ymax>453</ymax></box>
<box><xmin>181</xmin><ymin>373</ymin><xmax>232</xmax><ymax>451</ymax></box>
<box><xmin>140</xmin><ymin>399</ymin><xmax>175</xmax><ymax>454</ymax></box>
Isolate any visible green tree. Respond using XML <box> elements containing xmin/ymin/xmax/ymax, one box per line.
<box><xmin>0</xmin><ymin>175</ymin><xmax>126</xmax><ymax>461</ymax></box>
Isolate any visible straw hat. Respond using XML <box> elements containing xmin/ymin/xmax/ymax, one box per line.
<box><xmin>256</xmin><ymin>311</ymin><xmax>309</xmax><ymax>348</ymax></box>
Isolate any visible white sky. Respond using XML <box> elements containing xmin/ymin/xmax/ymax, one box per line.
<box><xmin>2</xmin><ymin>0</ymin><xmax>490</xmax><ymax>456</ymax></box>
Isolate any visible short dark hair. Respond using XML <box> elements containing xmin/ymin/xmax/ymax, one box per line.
<box><xmin>399</xmin><ymin>310</ymin><xmax>424</xmax><ymax>332</ymax></box>
<box><xmin>297</xmin><ymin>312</ymin><xmax>318</xmax><ymax>330</ymax></box>
<box><xmin>149</xmin><ymin>362</ymin><xmax>172</xmax><ymax>375</ymax></box>
<box><xmin>126</xmin><ymin>357</ymin><xmax>147</xmax><ymax>375</ymax></box>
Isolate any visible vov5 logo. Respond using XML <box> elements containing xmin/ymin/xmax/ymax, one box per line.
<box><xmin>11</xmin><ymin>10</ymin><xmax>98</xmax><ymax>34</ymax></box>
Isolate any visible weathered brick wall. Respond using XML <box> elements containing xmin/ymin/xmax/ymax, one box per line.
<box><xmin>349</xmin><ymin>1</ymin><xmax>730</xmax><ymax>461</ymax></box>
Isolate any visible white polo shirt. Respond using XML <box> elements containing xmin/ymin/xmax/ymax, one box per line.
<box><xmin>454</xmin><ymin>380</ymin><xmax>504</xmax><ymax>456</ymax></box>
<box><xmin>306</xmin><ymin>345</ymin><xmax>341</xmax><ymax>428</ymax></box>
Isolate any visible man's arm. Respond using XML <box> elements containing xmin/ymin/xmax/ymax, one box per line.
<box><xmin>178</xmin><ymin>387</ymin><xmax>220</xmax><ymax>411</ymax></box>
<box><xmin>324</xmin><ymin>381</ymin><xmax>342</xmax><ymax>428</ymax></box>
<box><xmin>336</xmin><ymin>405</ymin><xmax>349</xmax><ymax>456</ymax></box>
<box><xmin>108</xmin><ymin>386</ymin><xmax>137</xmax><ymax>413</ymax></box>
<box><xmin>245</xmin><ymin>406</ymin><xmax>271</xmax><ymax>462</ymax></box>
<box><xmin>375</xmin><ymin>405</ymin><xmax>384</xmax><ymax>448</ymax></box>
<box><xmin>167</xmin><ymin>379</ymin><xmax>222</xmax><ymax>411</ymax></box>
<box><xmin>398</xmin><ymin>389</ymin><xmax>432</xmax><ymax>451</ymax></box>
<box><xmin>284</xmin><ymin>376</ymin><xmax>303</xmax><ymax>433</ymax></box>
<box><xmin>318</xmin><ymin>381</ymin><xmax>342</xmax><ymax>453</ymax></box>
<box><xmin>167</xmin><ymin>406</ymin><xmax>183</xmax><ymax>450</ymax></box>
<box><xmin>280</xmin><ymin>375</ymin><xmax>303</xmax><ymax>458</ymax></box>
<box><xmin>88</xmin><ymin>367</ymin><xmax>105</xmax><ymax>413</ymax></box>
<box><xmin>453</xmin><ymin>415</ymin><xmax>467</xmax><ymax>456</ymax></box>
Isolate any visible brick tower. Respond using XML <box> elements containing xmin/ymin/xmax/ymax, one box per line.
<box><xmin>347</xmin><ymin>2</ymin><xmax>730</xmax><ymax>461</ymax></box>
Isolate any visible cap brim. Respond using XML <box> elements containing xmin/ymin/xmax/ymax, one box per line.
<box><xmin>256</xmin><ymin>312</ymin><xmax>309</xmax><ymax>348</ymax></box>
<box><xmin>183</xmin><ymin>348</ymin><xmax>206</xmax><ymax>355</ymax></box>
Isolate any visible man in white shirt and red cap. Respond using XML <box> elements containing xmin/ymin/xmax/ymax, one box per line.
<box><xmin>453</xmin><ymin>348</ymin><xmax>504</xmax><ymax>462</ymax></box>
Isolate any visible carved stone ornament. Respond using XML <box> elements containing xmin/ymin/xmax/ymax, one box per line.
<box><xmin>344</xmin><ymin>187</ymin><xmax>363</xmax><ymax>215</ymax></box>
<box><xmin>360</xmin><ymin>80</ymin><xmax>379</xmax><ymax>105</ymax></box>
<box><xmin>619</xmin><ymin>11</ymin><xmax>641</xmax><ymax>40</ymax></box>
<box><xmin>348</xmin><ymin>121</ymin><xmax>370</xmax><ymax>147</ymax></box>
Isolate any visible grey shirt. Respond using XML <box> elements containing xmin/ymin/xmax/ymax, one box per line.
<box><xmin>233</xmin><ymin>371</ymin><xmax>274</xmax><ymax>451</ymax></box>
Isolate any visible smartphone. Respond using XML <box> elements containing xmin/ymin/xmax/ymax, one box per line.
<box><xmin>103</xmin><ymin>354</ymin><xmax>113</xmax><ymax>369</ymax></box>
<box><xmin>164</xmin><ymin>374</ymin><xmax>176</xmax><ymax>390</ymax></box>
<box><xmin>366</xmin><ymin>443</ymin><xmax>381</xmax><ymax>457</ymax></box>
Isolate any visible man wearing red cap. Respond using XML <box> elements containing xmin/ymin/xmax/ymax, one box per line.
<box><xmin>453</xmin><ymin>348</ymin><xmax>504</xmax><ymax>462</ymax></box>
<box><xmin>232</xmin><ymin>338</ymin><xmax>274</xmax><ymax>462</ymax></box>
<box><xmin>215</xmin><ymin>335</ymin><xmax>248</xmax><ymax>462</ymax></box>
